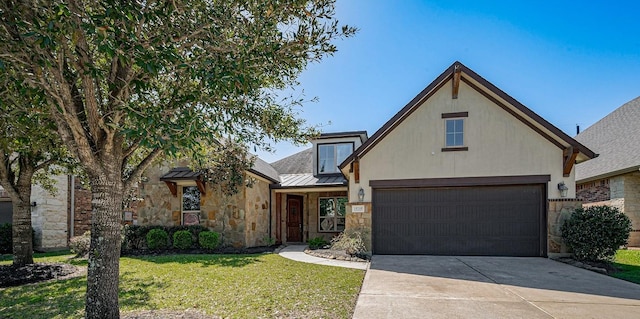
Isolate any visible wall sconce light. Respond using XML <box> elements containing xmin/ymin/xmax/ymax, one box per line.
<box><xmin>557</xmin><ymin>182</ymin><xmax>568</xmax><ymax>198</ymax></box>
<box><xmin>358</xmin><ymin>188</ymin><xmax>365</xmax><ymax>202</ymax></box>
<box><xmin>30</xmin><ymin>201</ymin><xmax>37</xmax><ymax>207</ymax></box>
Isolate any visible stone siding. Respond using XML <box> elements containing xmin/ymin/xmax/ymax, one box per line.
<box><xmin>243</xmin><ymin>178</ymin><xmax>270</xmax><ymax>247</ymax></box>
<box><xmin>547</xmin><ymin>199</ymin><xmax>583</xmax><ymax>256</ymax></box>
<box><xmin>31</xmin><ymin>174</ymin><xmax>69</xmax><ymax>250</ymax></box>
<box><xmin>345</xmin><ymin>202</ymin><xmax>372</xmax><ymax>251</ymax></box>
<box><xmin>576</xmin><ymin>179</ymin><xmax>610</xmax><ymax>203</ymax></box>
<box><xmin>137</xmin><ymin>161</ymin><xmax>271</xmax><ymax>248</ymax></box>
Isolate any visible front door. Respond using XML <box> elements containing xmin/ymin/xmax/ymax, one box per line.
<box><xmin>286</xmin><ymin>195</ymin><xmax>303</xmax><ymax>242</ymax></box>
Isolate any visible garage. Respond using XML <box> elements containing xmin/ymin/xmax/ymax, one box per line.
<box><xmin>372</xmin><ymin>184</ymin><xmax>546</xmax><ymax>256</ymax></box>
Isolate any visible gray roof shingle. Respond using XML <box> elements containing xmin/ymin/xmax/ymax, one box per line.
<box><xmin>270</xmin><ymin>148</ymin><xmax>313</xmax><ymax>174</ymax></box>
<box><xmin>249</xmin><ymin>157</ymin><xmax>280</xmax><ymax>183</ymax></box>
<box><xmin>575</xmin><ymin>96</ymin><xmax>640</xmax><ymax>182</ymax></box>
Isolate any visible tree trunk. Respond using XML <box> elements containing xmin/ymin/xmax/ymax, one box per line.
<box><xmin>12</xmin><ymin>198</ymin><xmax>33</xmax><ymax>266</ymax></box>
<box><xmin>85</xmin><ymin>172</ymin><xmax>124</xmax><ymax>319</ymax></box>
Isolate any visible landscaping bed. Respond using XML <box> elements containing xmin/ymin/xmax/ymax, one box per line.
<box><xmin>305</xmin><ymin>247</ymin><xmax>369</xmax><ymax>262</ymax></box>
<box><xmin>0</xmin><ymin>262</ymin><xmax>81</xmax><ymax>288</ymax></box>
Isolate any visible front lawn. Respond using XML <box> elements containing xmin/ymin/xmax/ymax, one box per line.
<box><xmin>612</xmin><ymin>249</ymin><xmax>640</xmax><ymax>284</ymax></box>
<box><xmin>0</xmin><ymin>252</ymin><xmax>365</xmax><ymax>318</ymax></box>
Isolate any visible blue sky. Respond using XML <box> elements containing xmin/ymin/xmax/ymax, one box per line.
<box><xmin>256</xmin><ymin>0</ymin><xmax>640</xmax><ymax>162</ymax></box>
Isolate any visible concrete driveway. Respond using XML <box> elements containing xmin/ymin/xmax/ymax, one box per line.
<box><xmin>353</xmin><ymin>256</ymin><xmax>640</xmax><ymax>319</ymax></box>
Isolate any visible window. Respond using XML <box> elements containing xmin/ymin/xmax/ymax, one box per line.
<box><xmin>181</xmin><ymin>186</ymin><xmax>201</xmax><ymax>225</ymax></box>
<box><xmin>445</xmin><ymin>119</ymin><xmax>464</xmax><ymax>147</ymax></box>
<box><xmin>318</xmin><ymin>143</ymin><xmax>353</xmax><ymax>174</ymax></box>
<box><xmin>318</xmin><ymin>197</ymin><xmax>347</xmax><ymax>232</ymax></box>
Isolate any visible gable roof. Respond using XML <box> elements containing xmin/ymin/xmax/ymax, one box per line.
<box><xmin>340</xmin><ymin>61</ymin><xmax>596</xmax><ymax>169</ymax></box>
<box><xmin>159</xmin><ymin>156</ymin><xmax>280</xmax><ymax>184</ymax></box>
<box><xmin>575</xmin><ymin>96</ymin><xmax>640</xmax><ymax>183</ymax></box>
<box><xmin>271</xmin><ymin>147</ymin><xmax>313</xmax><ymax>174</ymax></box>
<box><xmin>249</xmin><ymin>157</ymin><xmax>280</xmax><ymax>183</ymax></box>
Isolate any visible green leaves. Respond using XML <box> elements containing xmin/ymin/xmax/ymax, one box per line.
<box><xmin>561</xmin><ymin>206</ymin><xmax>632</xmax><ymax>261</ymax></box>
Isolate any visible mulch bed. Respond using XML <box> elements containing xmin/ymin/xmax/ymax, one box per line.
<box><xmin>304</xmin><ymin>247</ymin><xmax>369</xmax><ymax>262</ymax></box>
<box><xmin>553</xmin><ymin>257</ymin><xmax>620</xmax><ymax>274</ymax></box>
<box><xmin>0</xmin><ymin>262</ymin><xmax>81</xmax><ymax>288</ymax></box>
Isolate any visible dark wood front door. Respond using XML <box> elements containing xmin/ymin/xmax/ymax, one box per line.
<box><xmin>287</xmin><ymin>195</ymin><xmax>303</xmax><ymax>242</ymax></box>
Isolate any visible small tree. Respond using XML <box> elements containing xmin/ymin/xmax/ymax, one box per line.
<box><xmin>0</xmin><ymin>70</ymin><xmax>70</xmax><ymax>266</ymax></box>
<box><xmin>561</xmin><ymin>206</ymin><xmax>632</xmax><ymax>262</ymax></box>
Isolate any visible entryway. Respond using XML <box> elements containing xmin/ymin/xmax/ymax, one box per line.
<box><xmin>286</xmin><ymin>195</ymin><xmax>303</xmax><ymax>242</ymax></box>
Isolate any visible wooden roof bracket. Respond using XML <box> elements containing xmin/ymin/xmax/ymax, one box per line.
<box><xmin>452</xmin><ymin>64</ymin><xmax>462</xmax><ymax>99</ymax></box>
<box><xmin>195</xmin><ymin>179</ymin><xmax>206</xmax><ymax>196</ymax></box>
<box><xmin>563</xmin><ymin>146</ymin><xmax>579</xmax><ymax>177</ymax></box>
<box><xmin>164</xmin><ymin>181</ymin><xmax>177</xmax><ymax>197</ymax></box>
<box><xmin>354</xmin><ymin>159</ymin><xmax>360</xmax><ymax>184</ymax></box>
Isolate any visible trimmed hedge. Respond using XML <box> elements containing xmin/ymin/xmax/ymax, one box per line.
<box><xmin>122</xmin><ymin>225</ymin><xmax>208</xmax><ymax>251</ymax></box>
<box><xmin>173</xmin><ymin>230</ymin><xmax>193</xmax><ymax>249</ymax></box>
<box><xmin>146</xmin><ymin>229</ymin><xmax>169</xmax><ymax>250</ymax></box>
<box><xmin>562</xmin><ymin>205</ymin><xmax>632</xmax><ymax>261</ymax></box>
<box><xmin>199</xmin><ymin>231</ymin><xmax>220</xmax><ymax>250</ymax></box>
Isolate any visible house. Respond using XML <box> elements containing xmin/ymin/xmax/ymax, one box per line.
<box><xmin>0</xmin><ymin>175</ymin><xmax>71</xmax><ymax>251</ymax></box>
<box><xmin>136</xmin><ymin>132</ymin><xmax>368</xmax><ymax>247</ymax></box>
<box><xmin>3</xmin><ymin>61</ymin><xmax>597</xmax><ymax>257</ymax></box>
<box><xmin>338</xmin><ymin>62</ymin><xmax>595</xmax><ymax>256</ymax></box>
<box><xmin>575</xmin><ymin>96</ymin><xmax>640</xmax><ymax>246</ymax></box>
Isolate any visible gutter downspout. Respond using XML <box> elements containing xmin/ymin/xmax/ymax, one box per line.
<box><xmin>70</xmin><ymin>175</ymin><xmax>75</xmax><ymax>238</ymax></box>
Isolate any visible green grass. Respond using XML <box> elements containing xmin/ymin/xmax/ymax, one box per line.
<box><xmin>0</xmin><ymin>252</ymin><xmax>365</xmax><ymax>318</ymax></box>
<box><xmin>611</xmin><ymin>249</ymin><xmax>640</xmax><ymax>284</ymax></box>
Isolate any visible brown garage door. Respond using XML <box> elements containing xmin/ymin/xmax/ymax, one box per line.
<box><xmin>372</xmin><ymin>185</ymin><xmax>545</xmax><ymax>256</ymax></box>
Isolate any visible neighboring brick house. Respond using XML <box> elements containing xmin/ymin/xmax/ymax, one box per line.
<box><xmin>575</xmin><ymin>96</ymin><xmax>640</xmax><ymax>246</ymax></box>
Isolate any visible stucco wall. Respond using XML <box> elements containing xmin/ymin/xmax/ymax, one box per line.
<box><xmin>350</xmin><ymin>80</ymin><xmax>573</xmax><ymax>202</ymax></box>
<box><xmin>31</xmin><ymin>174</ymin><xmax>69</xmax><ymax>250</ymax></box>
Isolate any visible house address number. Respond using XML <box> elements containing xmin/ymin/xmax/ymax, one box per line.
<box><xmin>351</xmin><ymin>205</ymin><xmax>366</xmax><ymax>213</ymax></box>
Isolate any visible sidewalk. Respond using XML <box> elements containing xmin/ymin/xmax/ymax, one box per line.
<box><xmin>278</xmin><ymin>245</ymin><xmax>368</xmax><ymax>270</ymax></box>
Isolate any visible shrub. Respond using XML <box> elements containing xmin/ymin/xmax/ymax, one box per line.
<box><xmin>173</xmin><ymin>230</ymin><xmax>193</xmax><ymax>249</ymax></box>
<box><xmin>331</xmin><ymin>228</ymin><xmax>369</xmax><ymax>256</ymax></box>
<box><xmin>146</xmin><ymin>228</ymin><xmax>169</xmax><ymax>250</ymax></box>
<box><xmin>69</xmin><ymin>231</ymin><xmax>91</xmax><ymax>257</ymax></box>
<box><xmin>0</xmin><ymin>223</ymin><xmax>11</xmax><ymax>254</ymax></box>
<box><xmin>308</xmin><ymin>237</ymin><xmax>328</xmax><ymax>249</ymax></box>
<box><xmin>562</xmin><ymin>205</ymin><xmax>632</xmax><ymax>261</ymax></box>
<box><xmin>122</xmin><ymin>225</ymin><xmax>209</xmax><ymax>251</ymax></box>
<box><xmin>199</xmin><ymin>231</ymin><xmax>220</xmax><ymax>250</ymax></box>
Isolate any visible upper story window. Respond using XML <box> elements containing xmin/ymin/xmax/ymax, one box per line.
<box><xmin>318</xmin><ymin>143</ymin><xmax>353</xmax><ymax>174</ymax></box>
<box><xmin>445</xmin><ymin>118</ymin><xmax>464</xmax><ymax>147</ymax></box>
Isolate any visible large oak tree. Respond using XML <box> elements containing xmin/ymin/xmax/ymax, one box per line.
<box><xmin>0</xmin><ymin>1</ymin><xmax>355</xmax><ymax>317</ymax></box>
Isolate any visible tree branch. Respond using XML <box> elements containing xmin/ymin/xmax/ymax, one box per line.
<box><xmin>123</xmin><ymin>147</ymin><xmax>162</xmax><ymax>190</ymax></box>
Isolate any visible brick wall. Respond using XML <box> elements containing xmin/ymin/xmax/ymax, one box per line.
<box><xmin>576</xmin><ymin>179</ymin><xmax>610</xmax><ymax>203</ymax></box>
